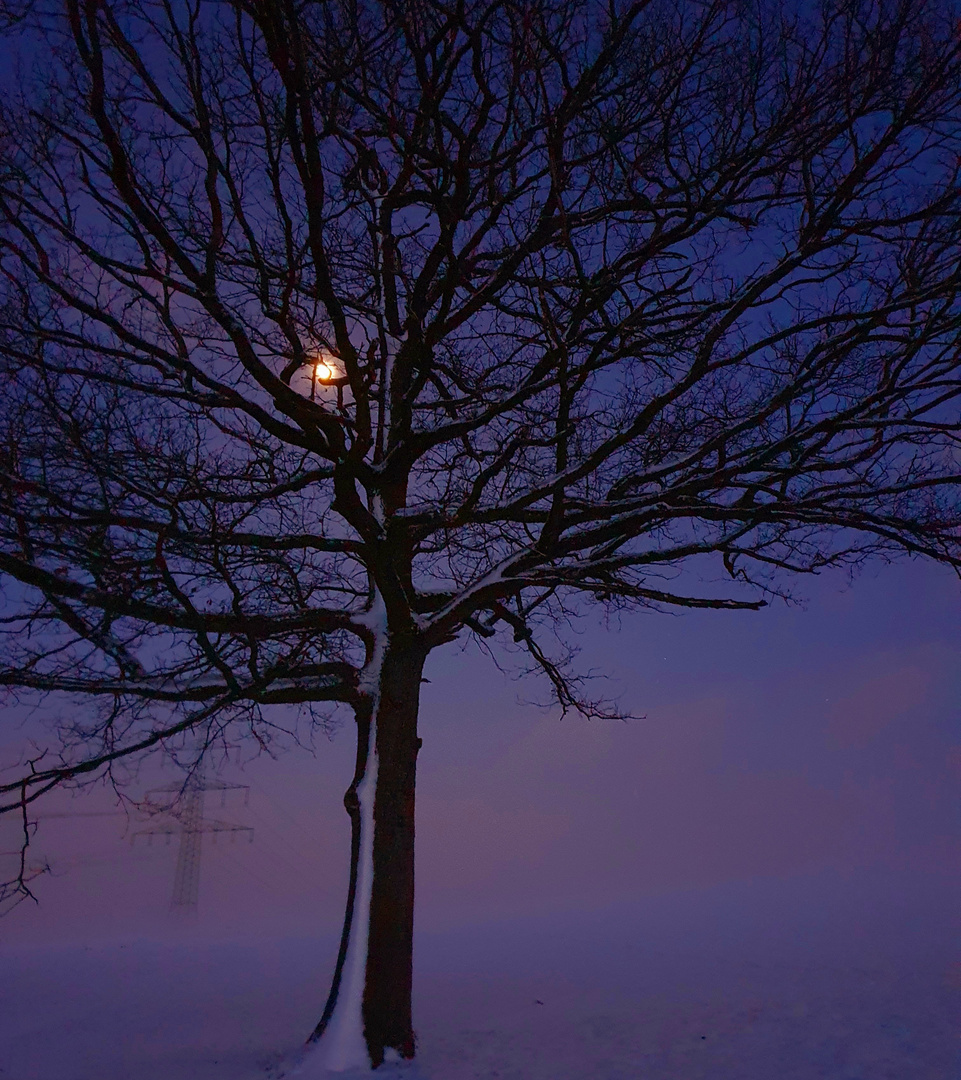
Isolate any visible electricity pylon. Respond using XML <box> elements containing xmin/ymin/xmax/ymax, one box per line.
<box><xmin>135</xmin><ymin>768</ymin><xmax>253</xmax><ymax>914</ymax></box>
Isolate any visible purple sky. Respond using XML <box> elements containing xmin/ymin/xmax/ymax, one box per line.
<box><xmin>2</xmin><ymin>555</ymin><xmax>958</xmax><ymax>946</ymax></box>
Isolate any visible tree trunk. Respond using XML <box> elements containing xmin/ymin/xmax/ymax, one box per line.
<box><xmin>307</xmin><ymin>636</ymin><xmax>425</xmax><ymax>1072</ymax></box>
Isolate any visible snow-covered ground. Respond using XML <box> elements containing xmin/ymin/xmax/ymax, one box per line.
<box><xmin>2</xmin><ymin>868</ymin><xmax>956</xmax><ymax>1080</ymax></box>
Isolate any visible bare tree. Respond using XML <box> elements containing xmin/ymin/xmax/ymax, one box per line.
<box><xmin>0</xmin><ymin>0</ymin><xmax>959</xmax><ymax>1068</ymax></box>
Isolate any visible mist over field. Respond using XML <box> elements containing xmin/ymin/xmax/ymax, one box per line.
<box><xmin>2</xmin><ymin>559</ymin><xmax>958</xmax><ymax>1078</ymax></box>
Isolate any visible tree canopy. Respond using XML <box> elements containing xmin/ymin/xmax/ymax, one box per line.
<box><xmin>0</xmin><ymin>0</ymin><xmax>959</xmax><ymax>1065</ymax></box>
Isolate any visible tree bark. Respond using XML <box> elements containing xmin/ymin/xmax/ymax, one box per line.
<box><xmin>309</xmin><ymin>636</ymin><xmax>425</xmax><ymax>1070</ymax></box>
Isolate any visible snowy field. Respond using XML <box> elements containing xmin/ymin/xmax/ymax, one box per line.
<box><xmin>2</xmin><ymin>868</ymin><xmax>957</xmax><ymax>1080</ymax></box>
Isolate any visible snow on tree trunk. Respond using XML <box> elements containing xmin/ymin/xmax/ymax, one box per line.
<box><xmin>305</xmin><ymin>718</ymin><xmax>377</xmax><ymax>1073</ymax></box>
<box><xmin>300</xmin><ymin>628</ymin><xmax>425</xmax><ymax>1074</ymax></box>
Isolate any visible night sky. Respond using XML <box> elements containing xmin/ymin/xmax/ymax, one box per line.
<box><xmin>2</xmin><ymin>555</ymin><xmax>958</xmax><ymax>946</ymax></box>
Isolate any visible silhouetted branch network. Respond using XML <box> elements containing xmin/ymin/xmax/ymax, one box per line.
<box><xmin>0</xmin><ymin>0</ymin><xmax>958</xmax><ymax>833</ymax></box>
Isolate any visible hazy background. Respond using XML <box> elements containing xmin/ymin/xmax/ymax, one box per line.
<box><xmin>2</xmin><ymin>555</ymin><xmax>958</xmax><ymax>947</ymax></box>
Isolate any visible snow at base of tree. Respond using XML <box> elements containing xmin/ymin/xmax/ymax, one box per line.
<box><xmin>1</xmin><ymin>869</ymin><xmax>955</xmax><ymax>1080</ymax></box>
<box><xmin>282</xmin><ymin>1054</ymin><xmax>423</xmax><ymax>1080</ymax></box>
